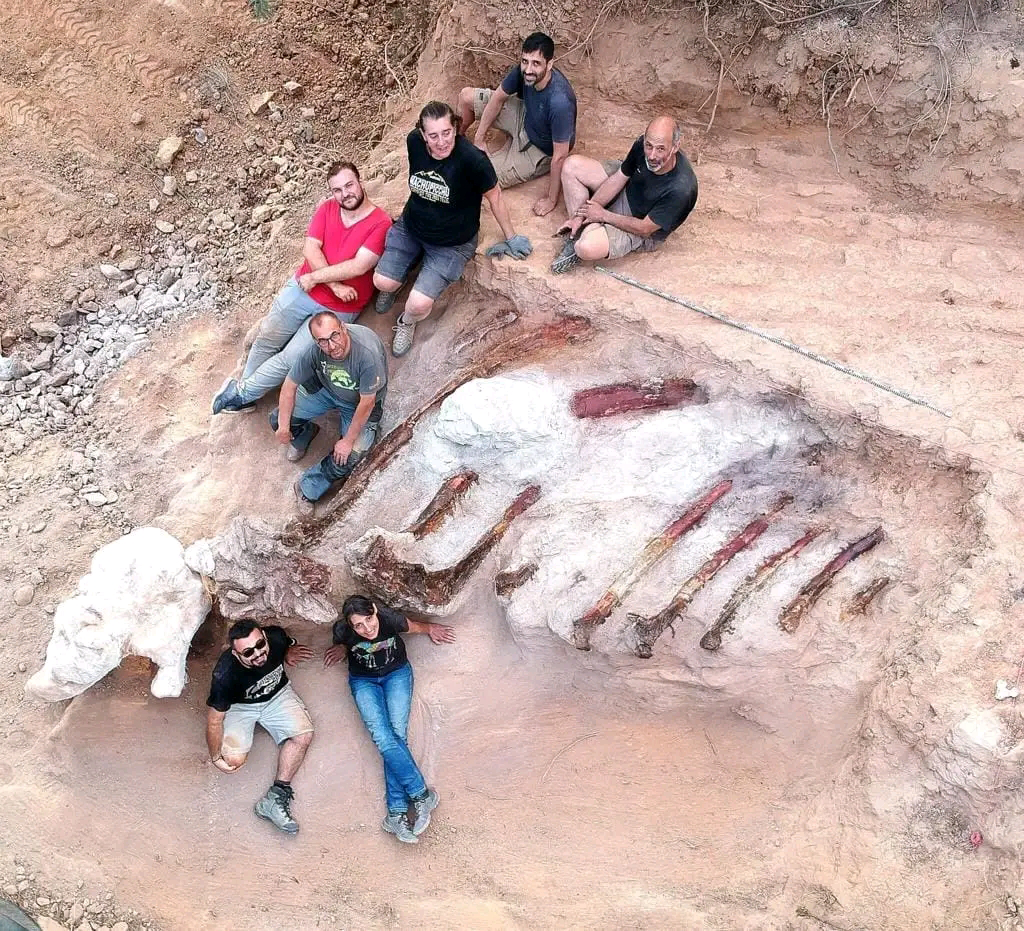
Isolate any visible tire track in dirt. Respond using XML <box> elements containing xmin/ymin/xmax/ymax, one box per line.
<box><xmin>36</xmin><ymin>51</ymin><xmax>98</xmax><ymax>157</ymax></box>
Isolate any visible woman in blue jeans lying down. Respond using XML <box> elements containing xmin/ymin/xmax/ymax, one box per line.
<box><xmin>324</xmin><ymin>594</ymin><xmax>456</xmax><ymax>844</ymax></box>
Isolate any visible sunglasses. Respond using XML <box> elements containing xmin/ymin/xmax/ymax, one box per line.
<box><xmin>236</xmin><ymin>638</ymin><xmax>267</xmax><ymax>658</ymax></box>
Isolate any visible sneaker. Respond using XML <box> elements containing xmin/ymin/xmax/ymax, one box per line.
<box><xmin>550</xmin><ymin>238</ymin><xmax>581</xmax><ymax>275</ymax></box>
<box><xmin>375</xmin><ymin>290</ymin><xmax>397</xmax><ymax>315</ymax></box>
<box><xmin>211</xmin><ymin>377</ymin><xmax>256</xmax><ymax>415</ymax></box>
<box><xmin>293</xmin><ymin>479</ymin><xmax>315</xmax><ymax>518</ymax></box>
<box><xmin>411</xmin><ymin>788</ymin><xmax>439</xmax><ymax>836</ymax></box>
<box><xmin>255</xmin><ymin>784</ymin><xmax>299</xmax><ymax>834</ymax></box>
<box><xmin>392</xmin><ymin>316</ymin><xmax>416</xmax><ymax>357</ymax></box>
<box><xmin>286</xmin><ymin>423</ymin><xmax>320</xmax><ymax>462</ymax></box>
<box><xmin>382</xmin><ymin>812</ymin><xmax>418</xmax><ymax>844</ymax></box>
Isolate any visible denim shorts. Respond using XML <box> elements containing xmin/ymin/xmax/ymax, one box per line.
<box><xmin>376</xmin><ymin>216</ymin><xmax>477</xmax><ymax>301</ymax></box>
<box><xmin>221</xmin><ymin>683</ymin><xmax>313</xmax><ymax>754</ymax></box>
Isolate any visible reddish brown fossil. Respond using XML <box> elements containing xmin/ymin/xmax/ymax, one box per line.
<box><xmin>628</xmin><ymin>494</ymin><xmax>793</xmax><ymax>658</ymax></box>
<box><xmin>570</xmin><ymin>378</ymin><xmax>708</xmax><ymax>419</ymax></box>
<box><xmin>700</xmin><ymin>526</ymin><xmax>823</xmax><ymax>651</ymax></box>
<box><xmin>405</xmin><ymin>470</ymin><xmax>478</xmax><ymax>540</ymax></box>
<box><xmin>494</xmin><ymin>562</ymin><xmax>539</xmax><ymax>597</ymax></box>
<box><xmin>571</xmin><ymin>479</ymin><xmax>733</xmax><ymax>650</ymax></box>
<box><xmin>283</xmin><ymin>315</ymin><xmax>592</xmax><ymax>548</ymax></box>
<box><xmin>843</xmin><ymin>575</ymin><xmax>893</xmax><ymax>618</ymax></box>
<box><xmin>352</xmin><ymin>485</ymin><xmax>541</xmax><ymax>613</ymax></box>
<box><xmin>778</xmin><ymin>526</ymin><xmax>885</xmax><ymax>633</ymax></box>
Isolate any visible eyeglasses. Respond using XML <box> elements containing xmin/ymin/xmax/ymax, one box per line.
<box><xmin>315</xmin><ymin>331</ymin><xmax>345</xmax><ymax>349</ymax></box>
<box><xmin>236</xmin><ymin>637</ymin><xmax>267</xmax><ymax>658</ymax></box>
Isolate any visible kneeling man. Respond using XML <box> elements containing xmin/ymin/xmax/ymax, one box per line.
<box><xmin>206</xmin><ymin>621</ymin><xmax>315</xmax><ymax>834</ymax></box>
<box><xmin>271</xmin><ymin>311</ymin><xmax>388</xmax><ymax>514</ymax></box>
<box><xmin>551</xmin><ymin>116</ymin><xmax>697</xmax><ymax>274</ymax></box>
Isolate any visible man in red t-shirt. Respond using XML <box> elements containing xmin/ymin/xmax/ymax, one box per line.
<box><xmin>212</xmin><ymin>160</ymin><xmax>392</xmax><ymax>414</ymax></box>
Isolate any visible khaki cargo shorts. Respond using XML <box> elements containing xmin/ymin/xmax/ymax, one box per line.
<box><xmin>472</xmin><ymin>88</ymin><xmax>551</xmax><ymax>187</ymax></box>
<box><xmin>601</xmin><ymin>159</ymin><xmax>660</xmax><ymax>260</ymax></box>
<box><xmin>222</xmin><ymin>683</ymin><xmax>313</xmax><ymax>756</ymax></box>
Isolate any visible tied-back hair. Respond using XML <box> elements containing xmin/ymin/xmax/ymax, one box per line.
<box><xmin>416</xmin><ymin>100</ymin><xmax>461</xmax><ymax>134</ymax></box>
<box><xmin>522</xmin><ymin>31</ymin><xmax>555</xmax><ymax>61</ymax></box>
<box><xmin>341</xmin><ymin>594</ymin><xmax>377</xmax><ymax>625</ymax></box>
<box><xmin>325</xmin><ymin>159</ymin><xmax>360</xmax><ymax>181</ymax></box>
<box><xmin>227</xmin><ymin>619</ymin><xmax>260</xmax><ymax>644</ymax></box>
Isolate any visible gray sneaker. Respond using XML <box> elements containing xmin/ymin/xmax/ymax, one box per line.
<box><xmin>255</xmin><ymin>784</ymin><xmax>299</xmax><ymax>834</ymax></box>
<box><xmin>392</xmin><ymin>316</ymin><xmax>417</xmax><ymax>357</ymax></box>
<box><xmin>286</xmin><ymin>423</ymin><xmax>319</xmax><ymax>462</ymax></box>
<box><xmin>550</xmin><ymin>238</ymin><xmax>581</xmax><ymax>275</ymax></box>
<box><xmin>382</xmin><ymin>812</ymin><xmax>418</xmax><ymax>844</ymax></box>
<box><xmin>411</xmin><ymin>788</ymin><xmax>439</xmax><ymax>836</ymax></box>
<box><xmin>293</xmin><ymin>479</ymin><xmax>315</xmax><ymax>518</ymax></box>
<box><xmin>375</xmin><ymin>290</ymin><xmax>397</xmax><ymax>315</ymax></box>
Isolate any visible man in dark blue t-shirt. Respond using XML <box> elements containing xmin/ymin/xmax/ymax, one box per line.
<box><xmin>550</xmin><ymin>115</ymin><xmax>698</xmax><ymax>275</ymax></box>
<box><xmin>457</xmin><ymin>31</ymin><xmax>577</xmax><ymax>218</ymax></box>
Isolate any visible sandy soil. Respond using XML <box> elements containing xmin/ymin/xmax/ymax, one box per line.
<box><xmin>3</xmin><ymin>1</ymin><xmax>1024</xmax><ymax>930</ymax></box>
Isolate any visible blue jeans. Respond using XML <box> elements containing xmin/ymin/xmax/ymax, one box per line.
<box><xmin>238</xmin><ymin>278</ymin><xmax>360</xmax><ymax>403</ymax></box>
<box><xmin>269</xmin><ymin>386</ymin><xmax>380</xmax><ymax>501</ymax></box>
<box><xmin>348</xmin><ymin>663</ymin><xmax>427</xmax><ymax>815</ymax></box>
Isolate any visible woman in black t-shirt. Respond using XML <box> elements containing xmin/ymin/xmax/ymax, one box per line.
<box><xmin>325</xmin><ymin>593</ymin><xmax>456</xmax><ymax>844</ymax></box>
<box><xmin>371</xmin><ymin>101</ymin><xmax>533</xmax><ymax>359</ymax></box>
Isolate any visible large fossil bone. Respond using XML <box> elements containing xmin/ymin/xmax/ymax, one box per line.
<box><xmin>700</xmin><ymin>526</ymin><xmax>823</xmax><ymax>651</ymax></box>
<box><xmin>350</xmin><ymin>485</ymin><xmax>541</xmax><ymax>613</ymax></box>
<box><xmin>628</xmin><ymin>494</ymin><xmax>793</xmax><ymax>658</ymax></box>
<box><xmin>405</xmin><ymin>470</ymin><xmax>478</xmax><ymax>540</ymax></box>
<box><xmin>494</xmin><ymin>562</ymin><xmax>539</xmax><ymax>598</ymax></box>
<box><xmin>571</xmin><ymin>479</ymin><xmax>733</xmax><ymax>650</ymax></box>
<box><xmin>284</xmin><ymin>315</ymin><xmax>593</xmax><ymax>547</ymax></box>
<box><xmin>778</xmin><ymin>526</ymin><xmax>885</xmax><ymax>633</ymax></box>
<box><xmin>570</xmin><ymin>378</ymin><xmax>707</xmax><ymax>419</ymax></box>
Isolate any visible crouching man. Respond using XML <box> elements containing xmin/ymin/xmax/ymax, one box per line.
<box><xmin>206</xmin><ymin>621</ymin><xmax>315</xmax><ymax>834</ymax></box>
<box><xmin>271</xmin><ymin>311</ymin><xmax>388</xmax><ymax>515</ymax></box>
<box><xmin>551</xmin><ymin>115</ymin><xmax>698</xmax><ymax>274</ymax></box>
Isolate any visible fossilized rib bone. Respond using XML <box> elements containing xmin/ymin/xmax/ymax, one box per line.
<box><xmin>700</xmin><ymin>526</ymin><xmax>823</xmax><ymax>652</ymax></box>
<box><xmin>494</xmin><ymin>562</ymin><xmax>539</xmax><ymax>598</ymax></box>
<box><xmin>843</xmin><ymin>575</ymin><xmax>893</xmax><ymax>618</ymax></box>
<box><xmin>405</xmin><ymin>470</ymin><xmax>478</xmax><ymax>540</ymax></box>
<box><xmin>352</xmin><ymin>485</ymin><xmax>541</xmax><ymax>613</ymax></box>
<box><xmin>571</xmin><ymin>479</ymin><xmax>733</xmax><ymax>650</ymax></box>
<box><xmin>629</xmin><ymin>494</ymin><xmax>792</xmax><ymax>658</ymax></box>
<box><xmin>778</xmin><ymin>526</ymin><xmax>885</xmax><ymax>633</ymax></box>
<box><xmin>571</xmin><ymin>378</ymin><xmax>708</xmax><ymax>419</ymax></box>
<box><xmin>284</xmin><ymin>315</ymin><xmax>593</xmax><ymax>547</ymax></box>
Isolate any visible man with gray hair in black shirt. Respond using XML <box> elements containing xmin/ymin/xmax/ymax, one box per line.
<box><xmin>551</xmin><ymin>115</ymin><xmax>698</xmax><ymax>274</ymax></box>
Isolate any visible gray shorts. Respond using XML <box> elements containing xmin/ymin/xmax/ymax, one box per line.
<box><xmin>375</xmin><ymin>216</ymin><xmax>477</xmax><ymax>301</ymax></box>
<box><xmin>602</xmin><ymin>159</ymin><xmax>659</xmax><ymax>260</ymax></box>
<box><xmin>221</xmin><ymin>683</ymin><xmax>313</xmax><ymax>756</ymax></box>
<box><xmin>471</xmin><ymin>88</ymin><xmax>551</xmax><ymax>187</ymax></box>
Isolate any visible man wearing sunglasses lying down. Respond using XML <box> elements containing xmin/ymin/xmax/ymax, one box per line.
<box><xmin>206</xmin><ymin>621</ymin><xmax>316</xmax><ymax>834</ymax></box>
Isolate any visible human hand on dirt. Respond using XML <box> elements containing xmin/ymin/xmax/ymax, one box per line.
<box><xmin>285</xmin><ymin>643</ymin><xmax>314</xmax><ymax>666</ymax></box>
<box><xmin>428</xmin><ymin>623</ymin><xmax>456</xmax><ymax>644</ymax></box>
<box><xmin>327</xmin><ymin>282</ymin><xmax>358</xmax><ymax>303</ymax></box>
<box><xmin>211</xmin><ymin>757</ymin><xmax>239</xmax><ymax>774</ymax></box>
<box><xmin>555</xmin><ymin>217</ymin><xmax>583</xmax><ymax>238</ymax></box>
<box><xmin>276</xmin><ymin>426</ymin><xmax>293</xmax><ymax>446</ymax></box>
<box><xmin>532</xmin><ymin>195</ymin><xmax>557</xmax><ymax>217</ymax></box>
<box><xmin>323</xmin><ymin>645</ymin><xmax>346</xmax><ymax>667</ymax></box>
<box><xmin>332</xmin><ymin>437</ymin><xmax>354</xmax><ymax>465</ymax></box>
<box><xmin>298</xmin><ymin>272</ymin><xmax>317</xmax><ymax>292</ymax></box>
<box><xmin>575</xmin><ymin>199</ymin><xmax>607</xmax><ymax>223</ymax></box>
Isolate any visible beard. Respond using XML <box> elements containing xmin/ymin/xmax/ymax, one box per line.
<box><xmin>342</xmin><ymin>188</ymin><xmax>365</xmax><ymax>211</ymax></box>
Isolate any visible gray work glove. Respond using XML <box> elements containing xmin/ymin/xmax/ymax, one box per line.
<box><xmin>485</xmin><ymin>234</ymin><xmax>533</xmax><ymax>260</ymax></box>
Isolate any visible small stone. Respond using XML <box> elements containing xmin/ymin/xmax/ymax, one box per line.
<box><xmin>250</xmin><ymin>204</ymin><xmax>273</xmax><ymax>224</ymax></box>
<box><xmin>17</xmin><ymin>662</ymin><xmax>27</xmax><ymax>673</ymax></box>
<box><xmin>130</xmin><ymin>111</ymin><xmax>145</xmax><ymax>125</ymax></box>
<box><xmin>62</xmin><ymin>286</ymin><xmax>79</xmax><ymax>302</ymax></box>
<box><xmin>283</xmin><ymin>79</ymin><xmax>302</xmax><ymax>95</ymax></box>
<box><xmin>248</xmin><ymin>91</ymin><xmax>274</xmax><ymax>115</ymax></box>
<box><xmin>79</xmin><ymin>287</ymin><xmax>96</xmax><ymax>302</ymax></box>
<box><xmin>36</xmin><ymin>896</ymin><xmax>50</xmax><ymax>906</ymax></box>
<box><xmin>118</xmin><ymin>255</ymin><xmax>142</xmax><ymax>272</ymax></box>
<box><xmin>162</xmin><ymin>175</ymin><xmax>178</xmax><ymax>197</ymax></box>
<box><xmin>84</xmin><ymin>493</ymin><xmax>107</xmax><ymax>507</ymax></box>
<box><xmin>148</xmin><ymin>198</ymin><xmax>159</xmax><ymax>213</ymax></box>
<box><xmin>14</xmin><ymin>584</ymin><xmax>34</xmax><ymax>606</ymax></box>
<box><xmin>35</xmin><ymin>918</ymin><xmax>69</xmax><ymax>931</ymax></box>
<box><xmin>154</xmin><ymin>135</ymin><xmax>185</xmax><ymax>170</ymax></box>
<box><xmin>99</xmin><ymin>264</ymin><xmax>126</xmax><ymax>280</ymax></box>
<box><xmin>111</xmin><ymin>924</ymin><xmax>128</xmax><ymax>931</ymax></box>
<box><xmin>154</xmin><ymin>220</ymin><xmax>175</xmax><ymax>234</ymax></box>
<box><xmin>69</xmin><ymin>905</ymin><xmax>84</xmax><ymax>923</ymax></box>
<box><xmin>185</xmin><ymin>170</ymin><xmax>199</xmax><ymax>183</ymax></box>
<box><xmin>299</xmin><ymin>106</ymin><xmax>315</xmax><ymax>119</ymax></box>
<box><xmin>29</xmin><ymin>320</ymin><xmax>61</xmax><ymax>340</ymax></box>
<box><xmin>193</xmin><ymin>127</ymin><xmax>208</xmax><ymax>145</ymax></box>
<box><xmin>46</xmin><ymin>226</ymin><xmax>71</xmax><ymax>248</ymax></box>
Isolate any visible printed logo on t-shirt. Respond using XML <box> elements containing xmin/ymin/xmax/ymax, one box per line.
<box><xmin>409</xmin><ymin>170</ymin><xmax>451</xmax><ymax>204</ymax></box>
<box><xmin>245</xmin><ymin>665</ymin><xmax>284</xmax><ymax>701</ymax></box>
<box><xmin>351</xmin><ymin>636</ymin><xmax>398</xmax><ymax>670</ymax></box>
<box><xmin>321</xmin><ymin>360</ymin><xmax>357</xmax><ymax>391</ymax></box>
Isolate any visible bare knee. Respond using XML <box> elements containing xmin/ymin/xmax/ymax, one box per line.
<box><xmin>576</xmin><ymin>227</ymin><xmax>610</xmax><ymax>262</ymax></box>
<box><xmin>458</xmin><ymin>86</ymin><xmax>475</xmax><ymax>108</ymax></box>
<box><xmin>562</xmin><ymin>153</ymin><xmax>590</xmax><ymax>181</ymax></box>
<box><xmin>222</xmin><ymin>750</ymin><xmax>248</xmax><ymax>770</ymax></box>
<box><xmin>289</xmin><ymin>730</ymin><xmax>314</xmax><ymax>751</ymax></box>
<box><xmin>373</xmin><ymin>272</ymin><xmax>400</xmax><ymax>293</ymax></box>
<box><xmin>404</xmin><ymin>291</ymin><xmax>435</xmax><ymax>321</ymax></box>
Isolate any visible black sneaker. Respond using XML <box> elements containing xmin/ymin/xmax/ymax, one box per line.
<box><xmin>212</xmin><ymin>377</ymin><xmax>256</xmax><ymax>415</ymax></box>
<box><xmin>550</xmin><ymin>238</ymin><xmax>581</xmax><ymax>275</ymax></box>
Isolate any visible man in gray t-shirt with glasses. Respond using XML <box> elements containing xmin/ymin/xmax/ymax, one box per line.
<box><xmin>269</xmin><ymin>311</ymin><xmax>388</xmax><ymax>514</ymax></box>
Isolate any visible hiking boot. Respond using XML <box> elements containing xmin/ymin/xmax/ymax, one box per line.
<box><xmin>392</xmin><ymin>316</ymin><xmax>417</xmax><ymax>357</ymax></box>
<box><xmin>375</xmin><ymin>290</ymin><xmax>397</xmax><ymax>315</ymax></box>
<box><xmin>255</xmin><ymin>784</ymin><xmax>299</xmax><ymax>834</ymax></box>
<box><xmin>411</xmin><ymin>788</ymin><xmax>439</xmax><ymax>836</ymax></box>
<box><xmin>286</xmin><ymin>423</ymin><xmax>320</xmax><ymax>462</ymax></box>
<box><xmin>382</xmin><ymin>812</ymin><xmax>418</xmax><ymax>844</ymax></box>
<box><xmin>550</xmin><ymin>238</ymin><xmax>581</xmax><ymax>275</ymax></box>
<box><xmin>212</xmin><ymin>377</ymin><xmax>256</xmax><ymax>415</ymax></box>
<box><xmin>293</xmin><ymin>479</ymin><xmax>315</xmax><ymax>518</ymax></box>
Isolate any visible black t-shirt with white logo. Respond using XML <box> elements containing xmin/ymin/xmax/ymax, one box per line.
<box><xmin>206</xmin><ymin>625</ymin><xmax>294</xmax><ymax>712</ymax></box>
<box><xmin>620</xmin><ymin>136</ymin><xmax>699</xmax><ymax>242</ymax></box>
<box><xmin>332</xmin><ymin>606</ymin><xmax>410</xmax><ymax>679</ymax></box>
<box><xmin>402</xmin><ymin>130</ymin><xmax>498</xmax><ymax>247</ymax></box>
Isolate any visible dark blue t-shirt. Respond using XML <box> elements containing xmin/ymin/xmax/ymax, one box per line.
<box><xmin>500</xmin><ymin>66</ymin><xmax>577</xmax><ymax>156</ymax></box>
